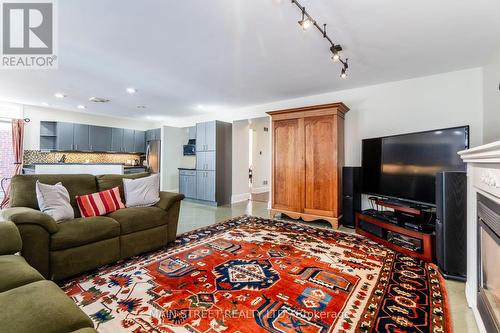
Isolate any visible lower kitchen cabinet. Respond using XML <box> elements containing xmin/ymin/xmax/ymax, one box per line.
<box><xmin>179</xmin><ymin>170</ymin><xmax>197</xmax><ymax>199</ymax></box>
<box><xmin>196</xmin><ymin>171</ymin><xmax>215</xmax><ymax>202</ymax></box>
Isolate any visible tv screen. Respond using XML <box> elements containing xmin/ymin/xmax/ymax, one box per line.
<box><xmin>362</xmin><ymin>126</ymin><xmax>469</xmax><ymax>205</ymax></box>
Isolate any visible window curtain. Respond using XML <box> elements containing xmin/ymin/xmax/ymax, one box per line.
<box><xmin>0</xmin><ymin>119</ymin><xmax>25</xmax><ymax>208</ymax></box>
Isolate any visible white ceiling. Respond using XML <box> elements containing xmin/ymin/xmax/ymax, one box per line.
<box><xmin>1</xmin><ymin>0</ymin><xmax>499</xmax><ymax>122</ymax></box>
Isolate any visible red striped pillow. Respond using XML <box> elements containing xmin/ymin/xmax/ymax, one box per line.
<box><xmin>76</xmin><ymin>187</ymin><xmax>125</xmax><ymax>218</ymax></box>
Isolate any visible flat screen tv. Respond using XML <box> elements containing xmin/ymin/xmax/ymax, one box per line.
<box><xmin>362</xmin><ymin>126</ymin><xmax>469</xmax><ymax>206</ymax></box>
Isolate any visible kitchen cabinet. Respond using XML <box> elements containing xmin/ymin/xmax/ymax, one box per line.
<box><xmin>123</xmin><ymin>129</ymin><xmax>135</xmax><ymax>153</ymax></box>
<box><xmin>194</xmin><ymin>121</ymin><xmax>231</xmax><ymax>205</ymax></box>
<box><xmin>188</xmin><ymin>126</ymin><xmax>196</xmax><ymax>140</ymax></box>
<box><xmin>134</xmin><ymin>130</ymin><xmax>146</xmax><ymax>153</ymax></box>
<box><xmin>196</xmin><ymin>171</ymin><xmax>215</xmax><ymax>202</ymax></box>
<box><xmin>179</xmin><ymin>170</ymin><xmax>197</xmax><ymax>199</ymax></box>
<box><xmin>111</xmin><ymin>128</ymin><xmax>124</xmax><ymax>152</ymax></box>
<box><xmin>73</xmin><ymin>124</ymin><xmax>90</xmax><ymax>151</ymax></box>
<box><xmin>196</xmin><ymin>121</ymin><xmax>216</xmax><ymax>152</ymax></box>
<box><xmin>56</xmin><ymin>122</ymin><xmax>74</xmax><ymax>151</ymax></box>
<box><xmin>89</xmin><ymin>125</ymin><xmax>112</xmax><ymax>151</ymax></box>
<box><xmin>146</xmin><ymin>128</ymin><xmax>161</xmax><ymax>142</ymax></box>
<box><xmin>41</xmin><ymin>121</ymin><xmax>147</xmax><ymax>153</ymax></box>
<box><xmin>196</xmin><ymin>151</ymin><xmax>216</xmax><ymax>170</ymax></box>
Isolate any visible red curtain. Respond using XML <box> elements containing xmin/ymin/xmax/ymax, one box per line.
<box><xmin>0</xmin><ymin>119</ymin><xmax>25</xmax><ymax>208</ymax></box>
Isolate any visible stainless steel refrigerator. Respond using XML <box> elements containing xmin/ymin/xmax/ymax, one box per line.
<box><xmin>146</xmin><ymin>140</ymin><xmax>161</xmax><ymax>174</ymax></box>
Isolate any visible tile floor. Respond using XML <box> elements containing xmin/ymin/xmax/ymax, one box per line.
<box><xmin>178</xmin><ymin>199</ymin><xmax>479</xmax><ymax>333</ymax></box>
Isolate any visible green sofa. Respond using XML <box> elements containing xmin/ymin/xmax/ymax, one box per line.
<box><xmin>2</xmin><ymin>173</ymin><xmax>184</xmax><ymax>281</ymax></box>
<box><xmin>0</xmin><ymin>221</ymin><xmax>98</xmax><ymax>333</ymax></box>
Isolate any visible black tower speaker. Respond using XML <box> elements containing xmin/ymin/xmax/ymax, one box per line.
<box><xmin>435</xmin><ymin>171</ymin><xmax>467</xmax><ymax>281</ymax></box>
<box><xmin>341</xmin><ymin>167</ymin><xmax>362</xmax><ymax>228</ymax></box>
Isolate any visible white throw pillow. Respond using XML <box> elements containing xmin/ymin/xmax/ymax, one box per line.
<box><xmin>123</xmin><ymin>174</ymin><xmax>160</xmax><ymax>208</ymax></box>
<box><xmin>35</xmin><ymin>181</ymin><xmax>74</xmax><ymax>222</ymax></box>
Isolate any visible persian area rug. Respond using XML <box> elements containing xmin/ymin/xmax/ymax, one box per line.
<box><xmin>62</xmin><ymin>216</ymin><xmax>452</xmax><ymax>333</ymax></box>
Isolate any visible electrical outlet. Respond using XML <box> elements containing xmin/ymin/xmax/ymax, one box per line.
<box><xmin>263</xmin><ymin>180</ymin><xmax>268</xmax><ymax>185</ymax></box>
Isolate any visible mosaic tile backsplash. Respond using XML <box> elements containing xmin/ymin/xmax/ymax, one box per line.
<box><xmin>24</xmin><ymin>150</ymin><xmax>142</xmax><ymax>165</ymax></box>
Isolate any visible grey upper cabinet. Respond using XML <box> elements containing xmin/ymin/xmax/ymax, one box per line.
<box><xmin>196</xmin><ymin>122</ymin><xmax>205</xmax><ymax>152</ymax></box>
<box><xmin>73</xmin><ymin>124</ymin><xmax>90</xmax><ymax>151</ymax></box>
<box><xmin>133</xmin><ymin>130</ymin><xmax>145</xmax><ymax>153</ymax></box>
<box><xmin>188</xmin><ymin>126</ymin><xmax>196</xmax><ymax>140</ymax></box>
<box><xmin>56</xmin><ymin>122</ymin><xmax>74</xmax><ymax>151</ymax></box>
<box><xmin>196</xmin><ymin>121</ymin><xmax>216</xmax><ymax>152</ymax></box>
<box><xmin>111</xmin><ymin>128</ymin><xmax>124</xmax><ymax>152</ymax></box>
<box><xmin>41</xmin><ymin>121</ymin><xmax>147</xmax><ymax>153</ymax></box>
<box><xmin>205</xmin><ymin>121</ymin><xmax>216</xmax><ymax>151</ymax></box>
<box><xmin>90</xmin><ymin>126</ymin><xmax>112</xmax><ymax>152</ymax></box>
<box><xmin>123</xmin><ymin>129</ymin><xmax>135</xmax><ymax>153</ymax></box>
<box><xmin>146</xmin><ymin>128</ymin><xmax>161</xmax><ymax>142</ymax></box>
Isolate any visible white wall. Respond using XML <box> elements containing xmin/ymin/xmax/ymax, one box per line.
<box><xmin>234</xmin><ymin>68</ymin><xmax>484</xmax><ymax>166</ymax></box>
<box><xmin>0</xmin><ymin>101</ymin><xmax>23</xmax><ymax>119</ymax></box>
<box><xmin>23</xmin><ymin>105</ymin><xmax>160</xmax><ymax>150</ymax></box>
<box><xmin>483</xmin><ymin>45</ymin><xmax>500</xmax><ymax>144</ymax></box>
<box><xmin>160</xmin><ymin>126</ymin><xmax>185</xmax><ymax>192</ymax></box>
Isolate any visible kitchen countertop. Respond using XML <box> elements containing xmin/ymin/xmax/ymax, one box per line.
<box><xmin>25</xmin><ymin>164</ymin><xmax>146</xmax><ymax>168</ymax></box>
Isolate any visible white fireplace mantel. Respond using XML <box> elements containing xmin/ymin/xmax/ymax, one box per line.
<box><xmin>458</xmin><ymin>140</ymin><xmax>500</xmax><ymax>333</ymax></box>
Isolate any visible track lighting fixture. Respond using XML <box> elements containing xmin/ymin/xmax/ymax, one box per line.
<box><xmin>288</xmin><ymin>0</ymin><xmax>349</xmax><ymax>79</ymax></box>
<box><xmin>298</xmin><ymin>8</ymin><xmax>313</xmax><ymax>30</ymax></box>
<box><xmin>330</xmin><ymin>45</ymin><xmax>342</xmax><ymax>63</ymax></box>
<box><xmin>340</xmin><ymin>58</ymin><xmax>349</xmax><ymax>79</ymax></box>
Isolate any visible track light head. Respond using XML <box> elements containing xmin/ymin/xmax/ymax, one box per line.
<box><xmin>340</xmin><ymin>68</ymin><xmax>347</xmax><ymax>79</ymax></box>
<box><xmin>298</xmin><ymin>8</ymin><xmax>313</xmax><ymax>30</ymax></box>
<box><xmin>330</xmin><ymin>45</ymin><xmax>342</xmax><ymax>62</ymax></box>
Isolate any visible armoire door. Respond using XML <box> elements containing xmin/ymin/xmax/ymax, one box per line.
<box><xmin>272</xmin><ymin>118</ymin><xmax>303</xmax><ymax>212</ymax></box>
<box><xmin>303</xmin><ymin>115</ymin><xmax>337</xmax><ymax>217</ymax></box>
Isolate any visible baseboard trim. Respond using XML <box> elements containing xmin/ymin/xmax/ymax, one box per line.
<box><xmin>231</xmin><ymin>193</ymin><xmax>251</xmax><ymax>204</ymax></box>
<box><xmin>251</xmin><ymin>186</ymin><xmax>269</xmax><ymax>194</ymax></box>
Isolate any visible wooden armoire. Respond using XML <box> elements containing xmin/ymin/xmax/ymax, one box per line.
<box><xmin>267</xmin><ymin>102</ymin><xmax>349</xmax><ymax>229</ymax></box>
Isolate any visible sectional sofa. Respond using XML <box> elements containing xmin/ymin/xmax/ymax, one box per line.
<box><xmin>2</xmin><ymin>173</ymin><xmax>184</xmax><ymax>281</ymax></box>
<box><xmin>0</xmin><ymin>221</ymin><xmax>98</xmax><ymax>333</ymax></box>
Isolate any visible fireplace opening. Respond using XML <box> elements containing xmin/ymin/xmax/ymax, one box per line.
<box><xmin>477</xmin><ymin>193</ymin><xmax>500</xmax><ymax>333</ymax></box>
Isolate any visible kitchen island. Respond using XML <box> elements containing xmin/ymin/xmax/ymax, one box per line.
<box><xmin>23</xmin><ymin>163</ymin><xmax>147</xmax><ymax>175</ymax></box>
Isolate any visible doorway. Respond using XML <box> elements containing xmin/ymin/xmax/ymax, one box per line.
<box><xmin>248</xmin><ymin>117</ymin><xmax>270</xmax><ymax>203</ymax></box>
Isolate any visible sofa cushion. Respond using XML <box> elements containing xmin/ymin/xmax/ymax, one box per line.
<box><xmin>0</xmin><ymin>221</ymin><xmax>22</xmax><ymax>255</ymax></box>
<box><xmin>0</xmin><ymin>255</ymin><xmax>44</xmax><ymax>293</ymax></box>
<box><xmin>96</xmin><ymin>172</ymin><xmax>149</xmax><ymax>199</ymax></box>
<box><xmin>36</xmin><ymin>181</ymin><xmax>74</xmax><ymax>222</ymax></box>
<box><xmin>10</xmin><ymin>174</ymin><xmax>98</xmax><ymax>218</ymax></box>
<box><xmin>76</xmin><ymin>186</ymin><xmax>125</xmax><ymax>217</ymax></box>
<box><xmin>51</xmin><ymin>216</ymin><xmax>120</xmax><ymax>251</ymax></box>
<box><xmin>0</xmin><ymin>280</ymin><xmax>94</xmax><ymax>333</ymax></box>
<box><xmin>107</xmin><ymin>206</ymin><xmax>168</xmax><ymax>234</ymax></box>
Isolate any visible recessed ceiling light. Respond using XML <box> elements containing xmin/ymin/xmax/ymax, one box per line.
<box><xmin>41</xmin><ymin>102</ymin><xmax>49</xmax><ymax>106</ymax></box>
<box><xmin>197</xmin><ymin>104</ymin><xmax>204</xmax><ymax>109</ymax></box>
<box><xmin>126</xmin><ymin>88</ymin><xmax>137</xmax><ymax>94</ymax></box>
<box><xmin>54</xmin><ymin>93</ymin><xmax>66</xmax><ymax>99</ymax></box>
<box><xmin>89</xmin><ymin>97</ymin><xmax>110</xmax><ymax>103</ymax></box>
<box><xmin>77</xmin><ymin>105</ymin><xmax>86</xmax><ymax>110</ymax></box>
<box><xmin>146</xmin><ymin>116</ymin><xmax>152</xmax><ymax>120</ymax></box>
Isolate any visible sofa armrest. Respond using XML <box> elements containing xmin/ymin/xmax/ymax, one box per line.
<box><xmin>155</xmin><ymin>192</ymin><xmax>185</xmax><ymax>211</ymax></box>
<box><xmin>1</xmin><ymin>207</ymin><xmax>59</xmax><ymax>234</ymax></box>
<box><xmin>0</xmin><ymin>221</ymin><xmax>22</xmax><ymax>255</ymax></box>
